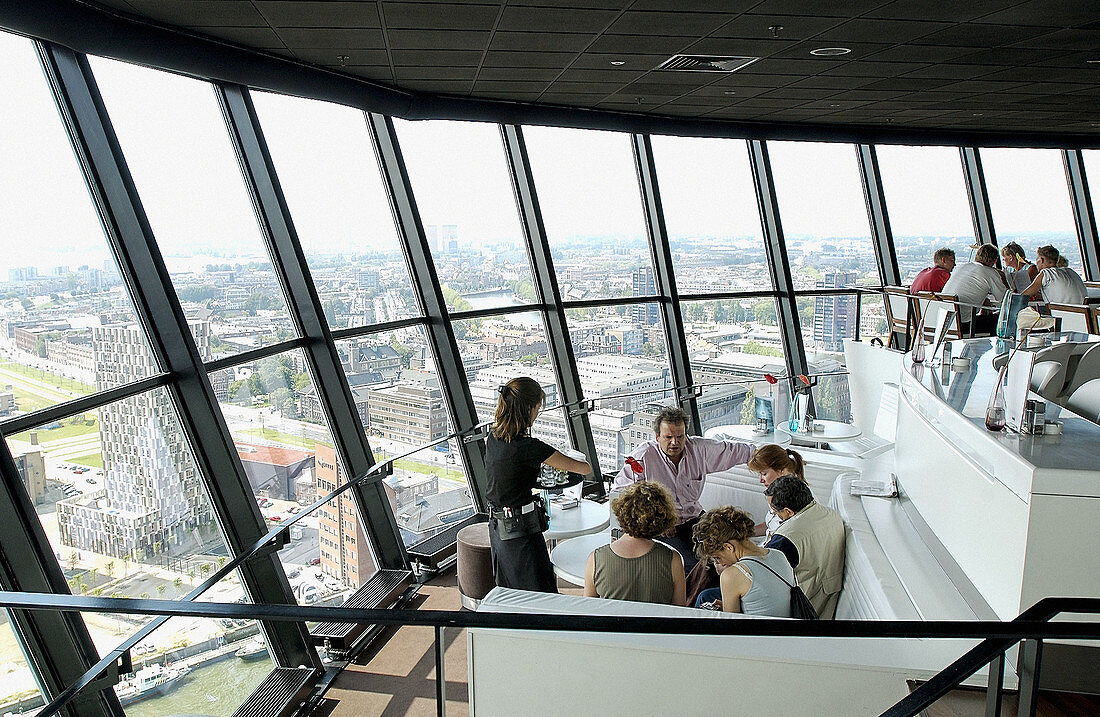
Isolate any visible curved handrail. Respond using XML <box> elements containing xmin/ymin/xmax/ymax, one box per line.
<box><xmin>0</xmin><ymin>592</ymin><xmax>1096</xmax><ymax>717</ymax></box>
<box><xmin>15</xmin><ymin>367</ymin><xmax>852</xmax><ymax>716</ymax></box>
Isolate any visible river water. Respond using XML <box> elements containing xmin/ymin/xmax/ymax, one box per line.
<box><xmin>124</xmin><ymin>656</ymin><xmax>274</xmax><ymax>717</ymax></box>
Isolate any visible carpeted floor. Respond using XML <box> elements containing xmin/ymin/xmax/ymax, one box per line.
<box><xmin>314</xmin><ymin>572</ymin><xmax>581</xmax><ymax>717</ymax></box>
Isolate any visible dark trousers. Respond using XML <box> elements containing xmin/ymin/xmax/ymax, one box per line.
<box><xmin>488</xmin><ymin>519</ymin><xmax>558</xmax><ymax>593</ymax></box>
<box><xmin>656</xmin><ymin>515</ymin><xmax>703</xmax><ymax>573</ymax></box>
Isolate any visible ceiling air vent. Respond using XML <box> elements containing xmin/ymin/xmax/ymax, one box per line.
<box><xmin>655</xmin><ymin>55</ymin><xmax>760</xmax><ymax>73</ymax></box>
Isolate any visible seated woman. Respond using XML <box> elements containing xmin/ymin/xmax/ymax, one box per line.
<box><xmin>746</xmin><ymin>444</ymin><xmax>806</xmax><ymax>537</ymax></box>
<box><xmin>691</xmin><ymin>506</ymin><xmax>795</xmax><ymax>617</ymax></box>
<box><xmin>584</xmin><ymin>482</ymin><xmax>686</xmax><ymax>606</ymax></box>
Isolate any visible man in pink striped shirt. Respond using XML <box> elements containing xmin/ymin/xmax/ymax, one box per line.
<box><xmin>614</xmin><ymin>406</ymin><xmax>754</xmax><ymax>569</ymax></box>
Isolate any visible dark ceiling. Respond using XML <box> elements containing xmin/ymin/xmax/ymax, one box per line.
<box><xmin>11</xmin><ymin>1</ymin><xmax>1100</xmax><ymax>142</ymax></box>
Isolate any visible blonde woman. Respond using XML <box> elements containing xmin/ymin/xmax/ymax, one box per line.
<box><xmin>584</xmin><ymin>482</ymin><xmax>686</xmax><ymax>606</ymax></box>
<box><xmin>746</xmin><ymin>444</ymin><xmax>806</xmax><ymax>537</ymax></box>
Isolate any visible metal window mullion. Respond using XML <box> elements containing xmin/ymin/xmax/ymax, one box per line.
<box><xmin>0</xmin><ymin>440</ymin><xmax>122</xmax><ymax>717</ymax></box>
<box><xmin>1063</xmin><ymin>149</ymin><xmax>1100</xmax><ymax>281</ymax></box>
<box><xmin>367</xmin><ymin>112</ymin><xmax>489</xmax><ymax>505</ymax></box>
<box><xmin>632</xmin><ymin>134</ymin><xmax>700</xmax><ymax>431</ymax></box>
<box><xmin>857</xmin><ymin>144</ymin><xmax>901</xmax><ymax>287</ymax></box>
<box><xmin>217</xmin><ymin>84</ymin><xmax>406</xmax><ymax>569</ymax></box>
<box><xmin>501</xmin><ymin>124</ymin><xmax>602</xmax><ymax>482</ymax></box>
<box><xmin>748</xmin><ymin>140</ymin><xmax>808</xmax><ymax>381</ymax></box>
<box><xmin>962</xmin><ymin>147</ymin><xmax>997</xmax><ymax>246</ymax></box>
<box><xmin>39</xmin><ymin>43</ymin><xmax>318</xmax><ymax>670</ymax></box>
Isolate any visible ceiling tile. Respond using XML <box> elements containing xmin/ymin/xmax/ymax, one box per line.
<box><xmin>758</xmin><ymin>87</ymin><xmax>838</xmax><ymax>100</ymax></box>
<box><xmin>477</xmin><ymin>67</ymin><xmax>561</xmax><ymax>81</ymax></box>
<box><xmin>382</xmin><ymin>3</ymin><xmax>502</xmax><ymax>31</ymax></box>
<box><xmin>472</xmin><ymin>80</ymin><xmax>552</xmax><ymax>92</ymax></box>
<box><xmin>603</xmin><ymin>11</ymin><xmax>730</xmax><ymax>36</ymax></box>
<box><xmin>553</xmin><ymin>68</ymin><xmax>646</xmax><ymax>83</ymax></box>
<box><xmin>279</xmin><ymin>28</ymin><xmax>386</xmax><ymax>49</ymax></box>
<box><xmin>481</xmin><ymin>51</ymin><xmax>579</xmax><ymax>68</ymax></box>
<box><xmin>899</xmin><ymin>63</ymin><xmax>1000</xmax><ymax>79</ymax></box>
<box><xmin>630</xmin><ymin>0</ymin><xmax>758</xmax><ymax>12</ymax></box>
<box><xmin>548</xmin><ymin>81</ymin><xmax>639</xmax><ymax>94</ymax></box>
<box><xmin>813</xmin><ymin>18</ymin><xmax>955</xmax><ymax>44</ymax></box>
<box><xmin>207</xmin><ymin>27</ymin><xmax>288</xmax><ymax>50</ymax></box>
<box><xmin>712</xmin><ymin>14</ymin><xmax>846</xmax><ymax>41</ymax></box>
<box><xmin>498</xmin><ymin>7</ymin><xmax>621</xmax><ymax>34</ymax></box>
<box><xmin>126</xmin><ymin>0</ymin><xmax>268</xmax><ymax>26</ymax></box>
<box><xmin>569</xmin><ymin>52</ymin><xmax>670</xmax><ymax>70</ymax></box>
<box><xmin>863</xmin><ymin>44</ymin><xmax>976</xmax><ymax>63</ymax></box>
<box><xmin>746</xmin><ymin>1</ymin><xmax>889</xmax><ymax>18</ymax></box>
<box><xmin>390</xmin><ymin>49</ymin><xmax>484</xmax><ymax>67</ymax></box>
<box><xmin>294</xmin><ymin>48</ymin><xmax>391</xmax><ymax>65</ymax></box>
<box><xmin>386</xmin><ymin>29</ymin><xmax>492</xmax><ymax>50</ymax></box>
<box><xmin>866</xmin><ymin>0</ymin><xmax>1034</xmax><ymax>23</ymax></box>
<box><xmin>253</xmin><ymin>1</ymin><xmax>380</xmax><ymax>27</ymax></box>
<box><xmin>490</xmin><ymin>32</ymin><xmax>598</xmax><ymax>53</ymax></box>
<box><xmin>397</xmin><ymin>79</ymin><xmax>473</xmax><ymax>93</ymax></box>
<box><xmin>684</xmin><ymin>37</ymin><xmax>798</xmax><ymax>57</ymax></box>
<box><xmin>859</xmin><ymin>77</ymin><xmax>952</xmax><ymax>91</ymax></box>
<box><xmin>915</xmin><ymin>23</ymin><xmax>1055</xmax><ymax>47</ymax></box>
<box><xmin>395</xmin><ymin>67</ymin><xmax>478</xmax><ymax>81</ymax></box>
<box><xmin>971</xmin><ymin>1</ymin><xmax>1100</xmax><ymax>28</ymax></box>
<box><xmin>786</xmin><ymin>74</ymin><xmax>880</xmax><ymax>89</ymax></box>
<box><xmin>586</xmin><ymin>34</ymin><xmax>695</xmax><ymax>55</ymax></box>
<box><xmin>1009</xmin><ymin>28</ymin><xmax>1100</xmax><ymax>51</ymax></box>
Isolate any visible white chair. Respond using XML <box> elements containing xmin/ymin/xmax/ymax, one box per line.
<box><xmin>1061</xmin><ymin>344</ymin><xmax>1100</xmax><ymax>399</ymax></box>
<box><xmin>1047</xmin><ymin>303</ymin><xmax>1096</xmax><ymax>334</ymax></box>
<box><xmin>1065</xmin><ymin>378</ymin><xmax>1100</xmax><ymax>423</ymax></box>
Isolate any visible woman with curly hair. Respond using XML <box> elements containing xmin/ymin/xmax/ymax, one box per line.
<box><xmin>691</xmin><ymin>506</ymin><xmax>794</xmax><ymax>616</ymax></box>
<box><xmin>584</xmin><ymin>482</ymin><xmax>686</xmax><ymax>606</ymax></box>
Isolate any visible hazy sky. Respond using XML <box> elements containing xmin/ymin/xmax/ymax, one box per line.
<box><xmin>0</xmin><ymin>29</ymin><xmax>1091</xmax><ymax>280</ymax></box>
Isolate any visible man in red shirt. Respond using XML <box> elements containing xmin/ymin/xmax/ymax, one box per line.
<box><xmin>910</xmin><ymin>247</ymin><xmax>956</xmax><ymax>293</ymax></box>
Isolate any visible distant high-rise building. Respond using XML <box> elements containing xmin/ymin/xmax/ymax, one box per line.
<box><xmin>631</xmin><ymin>267</ymin><xmax>659</xmax><ymax>326</ymax></box>
<box><xmin>357</xmin><ymin>268</ymin><xmax>379</xmax><ymax>292</ymax></box>
<box><xmin>56</xmin><ymin>321</ymin><xmax>214</xmax><ymax>560</ymax></box>
<box><xmin>813</xmin><ymin>272</ymin><xmax>858</xmax><ymax>352</ymax></box>
<box><xmin>8</xmin><ymin>266</ymin><xmax>38</xmax><ymax>282</ymax></box>
<box><xmin>426</xmin><ymin>224</ymin><xmax>459</xmax><ymax>254</ymax></box>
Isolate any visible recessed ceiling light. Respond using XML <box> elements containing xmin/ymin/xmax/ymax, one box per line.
<box><xmin>723</xmin><ymin>90</ymin><xmax>737</xmax><ymax>95</ymax></box>
<box><xmin>1088</xmin><ymin>59</ymin><xmax>1100</xmax><ymax>64</ymax></box>
<box><xmin>611</xmin><ymin>60</ymin><xmax>625</xmax><ymax>66</ymax></box>
<box><xmin>810</xmin><ymin>47</ymin><xmax>851</xmax><ymax>56</ymax></box>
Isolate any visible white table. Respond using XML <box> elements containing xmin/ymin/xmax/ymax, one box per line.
<box><xmin>544</xmin><ymin>498</ymin><xmax>610</xmax><ymax>542</ymax></box>
<box><xmin>776</xmin><ymin>419</ymin><xmax>862</xmax><ymax>446</ymax></box>
<box><xmin>703</xmin><ymin>423</ymin><xmax>791</xmax><ymax>448</ymax></box>
<box><xmin>550</xmin><ymin>531</ymin><xmax>611</xmax><ymax>586</ymax></box>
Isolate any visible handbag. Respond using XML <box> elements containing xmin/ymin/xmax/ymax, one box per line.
<box><xmin>741</xmin><ymin>558</ymin><xmax>819</xmax><ymax>620</ymax></box>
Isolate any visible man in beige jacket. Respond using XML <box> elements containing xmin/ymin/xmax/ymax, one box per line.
<box><xmin>764</xmin><ymin>476</ymin><xmax>846</xmax><ymax>619</ymax></box>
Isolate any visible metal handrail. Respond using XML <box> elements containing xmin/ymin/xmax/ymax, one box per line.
<box><xmin>0</xmin><ymin>592</ymin><xmax>1095</xmax><ymax>717</ymax></box>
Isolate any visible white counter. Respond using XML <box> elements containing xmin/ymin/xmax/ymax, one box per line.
<box><xmin>894</xmin><ymin>337</ymin><xmax>1100</xmax><ymax>620</ymax></box>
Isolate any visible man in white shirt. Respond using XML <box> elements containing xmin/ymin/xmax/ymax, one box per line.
<box><xmin>940</xmin><ymin>244</ymin><xmax>1008</xmax><ymax>336</ymax></box>
<box><xmin>1021</xmin><ymin>245</ymin><xmax>1087</xmax><ymax>305</ymax></box>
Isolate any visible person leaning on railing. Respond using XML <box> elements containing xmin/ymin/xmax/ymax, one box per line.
<box><xmin>484</xmin><ymin>377</ymin><xmax>590</xmax><ymax>593</ymax></box>
<box><xmin>583</xmin><ymin>481</ymin><xmax>687</xmax><ymax>606</ymax></box>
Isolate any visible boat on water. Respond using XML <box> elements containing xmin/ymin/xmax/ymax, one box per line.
<box><xmin>234</xmin><ymin>638</ymin><xmax>268</xmax><ymax>661</ymax></box>
<box><xmin>115</xmin><ymin>663</ymin><xmax>191</xmax><ymax>705</ymax></box>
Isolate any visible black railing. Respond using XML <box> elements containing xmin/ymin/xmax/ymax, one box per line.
<box><xmin>0</xmin><ymin>591</ymin><xmax>1095</xmax><ymax>717</ymax></box>
<box><xmin>0</xmin><ymin>367</ymin><xmax>851</xmax><ymax>717</ymax></box>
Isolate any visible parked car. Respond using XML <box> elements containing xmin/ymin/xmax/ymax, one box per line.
<box><xmin>85</xmin><ymin>478</ymin><xmax>97</xmax><ymax>484</ymax></box>
<box><xmin>287</xmin><ymin>506</ymin><xmax>301</xmax><ymax>514</ymax></box>
<box><xmin>287</xmin><ymin>567</ymin><xmax>301</xmax><ymax>579</ymax></box>
<box><xmin>268</xmin><ymin>515</ymin><xmax>281</xmax><ymax>522</ymax></box>
<box><xmin>309</xmin><ymin>557</ymin><xmax>320</xmax><ymax>566</ymax></box>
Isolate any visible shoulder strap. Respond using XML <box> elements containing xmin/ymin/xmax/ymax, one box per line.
<box><xmin>741</xmin><ymin>557</ymin><xmax>794</xmax><ymax>589</ymax></box>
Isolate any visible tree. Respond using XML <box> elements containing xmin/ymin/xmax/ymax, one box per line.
<box><xmin>173</xmin><ymin>577</ymin><xmax>184</xmax><ymax>595</ymax></box>
<box><xmin>104</xmin><ymin>561</ymin><xmax>114</xmax><ymax>580</ymax></box>
<box><xmin>200</xmin><ymin>562</ymin><xmax>212</xmax><ymax>577</ymax></box>
<box><xmin>740</xmin><ymin>387</ymin><xmax>756</xmax><ymax>424</ymax></box>
<box><xmin>156</xmin><ymin>584</ymin><xmax>167</xmax><ymax>598</ymax></box>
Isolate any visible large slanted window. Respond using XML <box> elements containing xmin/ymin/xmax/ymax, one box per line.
<box><xmin>650</xmin><ymin>135</ymin><xmax>772</xmax><ymax>293</ymax></box>
<box><xmin>90</xmin><ymin>57</ymin><xmax>297</xmax><ymax>360</ymax></box>
<box><xmin>980</xmin><ymin>148</ymin><xmax>1082</xmax><ymax>272</ymax></box>
<box><xmin>876</xmin><ymin>145</ymin><xmax>977</xmax><ymax>285</ymax></box>
<box><xmin>251</xmin><ymin>91</ymin><xmax>420</xmax><ymax>328</ymax></box>
<box><xmin>394</xmin><ymin>119</ymin><xmax>537</xmax><ymax>313</ymax></box>
<box><xmin>523</xmin><ymin>126</ymin><xmax>653</xmax><ymax>302</ymax></box>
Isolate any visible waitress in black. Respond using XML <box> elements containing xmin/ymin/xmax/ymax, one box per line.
<box><xmin>485</xmin><ymin>377</ymin><xmax>591</xmax><ymax>592</ymax></box>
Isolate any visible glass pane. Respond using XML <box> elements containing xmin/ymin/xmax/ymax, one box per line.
<box><xmin>860</xmin><ymin>293</ymin><xmax>891</xmax><ymax>347</ymax></box>
<box><xmin>122</xmin><ymin>585</ymin><xmax>269</xmax><ymax>717</ymax></box>
<box><xmin>89</xmin><ymin>57</ymin><xmax>294</xmax><ymax>359</ymax></box>
<box><xmin>875</xmin><ymin>145</ymin><xmax>977</xmax><ymax>286</ymax></box>
<box><xmin>335</xmin><ymin>328</ymin><xmax>473</xmax><ymax>547</ymax></box>
<box><xmin>768</xmin><ymin>141</ymin><xmax>882</xmax><ymax>289</ymax></box>
<box><xmin>0</xmin><ymin>33</ymin><xmax>157</xmax><ymax>417</ymax></box>
<box><xmin>252</xmin><ymin>91</ymin><xmax>420</xmax><ymax>327</ymax></box>
<box><xmin>980</xmin><ymin>147</ymin><xmax>1082</xmax><ymax>273</ymax></box>
<box><xmin>797</xmin><ymin>296</ymin><xmax>854</xmax><ymax>423</ymax></box>
<box><xmin>5</xmin><ymin>387</ymin><xmax>239</xmax><ymax>661</ymax></box>
<box><xmin>682</xmin><ymin>298</ymin><xmax>788</xmax><ymax>435</ymax></box>
<box><xmin>565</xmin><ymin>305</ymin><xmax>671</xmax><ymax>415</ymax></box>
<box><xmin>524</xmin><ymin>126</ymin><xmax>651</xmax><ymax>300</ymax></box>
<box><xmin>1085</xmin><ymin>150</ymin><xmax>1100</xmax><ymax>253</ymax></box>
<box><xmin>213</xmin><ymin>349</ymin><xmax>377</xmax><ymax>596</ymax></box>
<box><xmin>0</xmin><ymin>615</ymin><xmax>44</xmax><ymax>714</ymax></box>
<box><xmin>650</xmin><ymin>135</ymin><xmax>772</xmax><ymax>293</ymax></box>
<box><xmin>394</xmin><ymin>119</ymin><xmax>536</xmax><ymax>312</ymax></box>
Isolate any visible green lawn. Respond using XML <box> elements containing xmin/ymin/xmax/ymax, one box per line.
<box><xmin>10</xmin><ymin>386</ymin><xmax>52</xmax><ymax>414</ymax></box>
<box><xmin>378</xmin><ymin>454</ymin><xmax>465</xmax><ymax>483</ymax></box>
<box><xmin>35</xmin><ymin>417</ymin><xmax>100</xmax><ymax>443</ymax></box>
<box><xmin>70</xmin><ymin>453</ymin><xmax>103</xmax><ymax>469</ymax></box>
<box><xmin>239</xmin><ymin>427</ymin><xmax>330</xmax><ymax>451</ymax></box>
<box><xmin>0</xmin><ymin>361</ymin><xmax>94</xmax><ymax>395</ymax></box>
